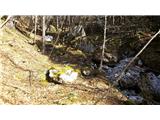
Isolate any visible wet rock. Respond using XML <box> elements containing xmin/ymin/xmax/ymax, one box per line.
<box><xmin>127</xmin><ymin>95</ymin><xmax>144</xmax><ymax>104</ymax></box>
<box><xmin>122</xmin><ymin>90</ymin><xmax>144</xmax><ymax>104</ymax></box>
<box><xmin>105</xmin><ymin>58</ymin><xmax>144</xmax><ymax>89</ymax></box>
<box><xmin>119</xmin><ymin>67</ymin><xmax>143</xmax><ymax>89</ymax></box>
<box><xmin>139</xmin><ymin>72</ymin><xmax>160</xmax><ymax>102</ymax></box>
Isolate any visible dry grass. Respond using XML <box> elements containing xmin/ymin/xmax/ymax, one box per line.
<box><xmin>0</xmin><ymin>26</ymin><xmax>127</xmax><ymax>105</ymax></box>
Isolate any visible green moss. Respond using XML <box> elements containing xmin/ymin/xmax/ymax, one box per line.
<box><xmin>47</xmin><ymin>64</ymin><xmax>79</xmax><ymax>81</ymax></box>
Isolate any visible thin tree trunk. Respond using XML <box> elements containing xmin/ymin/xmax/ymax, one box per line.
<box><xmin>57</xmin><ymin>16</ymin><xmax>59</xmax><ymax>30</ymax></box>
<box><xmin>68</xmin><ymin>16</ymin><xmax>71</xmax><ymax>31</ymax></box>
<box><xmin>68</xmin><ymin>16</ymin><xmax>70</xmax><ymax>26</ymax></box>
<box><xmin>34</xmin><ymin>15</ymin><xmax>37</xmax><ymax>43</ymax></box>
<box><xmin>42</xmin><ymin>16</ymin><xmax>46</xmax><ymax>54</ymax></box>
<box><xmin>113</xmin><ymin>16</ymin><xmax>115</xmax><ymax>25</ymax></box>
<box><xmin>99</xmin><ymin>16</ymin><xmax>107</xmax><ymax>70</ymax></box>
<box><xmin>114</xmin><ymin>29</ymin><xmax>160</xmax><ymax>86</ymax></box>
<box><xmin>49</xmin><ymin>16</ymin><xmax>66</xmax><ymax>58</ymax></box>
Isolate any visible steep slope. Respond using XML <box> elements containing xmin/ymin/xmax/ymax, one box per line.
<box><xmin>0</xmin><ymin>26</ymin><xmax>127</xmax><ymax>104</ymax></box>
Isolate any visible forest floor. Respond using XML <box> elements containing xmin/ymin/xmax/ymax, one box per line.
<box><xmin>0</xmin><ymin>26</ymin><xmax>128</xmax><ymax>105</ymax></box>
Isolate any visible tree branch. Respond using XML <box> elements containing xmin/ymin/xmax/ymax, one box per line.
<box><xmin>114</xmin><ymin>29</ymin><xmax>160</xmax><ymax>86</ymax></box>
<box><xmin>0</xmin><ymin>16</ymin><xmax>12</xmax><ymax>29</ymax></box>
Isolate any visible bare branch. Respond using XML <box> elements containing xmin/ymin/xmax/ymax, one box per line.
<box><xmin>0</xmin><ymin>16</ymin><xmax>12</xmax><ymax>29</ymax></box>
<box><xmin>114</xmin><ymin>29</ymin><xmax>160</xmax><ymax>86</ymax></box>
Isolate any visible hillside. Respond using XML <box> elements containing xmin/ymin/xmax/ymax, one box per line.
<box><xmin>0</xmin><ymin>26</ymin><xmax>127</xmax><ymax>104</ymax></box>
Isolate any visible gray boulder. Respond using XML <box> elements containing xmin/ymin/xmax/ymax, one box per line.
<box><xmin>105</xmin><ymin>58</ymin><xmax>144</xmax><ymax>89</ymax></box>
<box><xmin>139</xmin><ymin>72</ymin><xmax>160</xmax><ymax>102</ymax></box>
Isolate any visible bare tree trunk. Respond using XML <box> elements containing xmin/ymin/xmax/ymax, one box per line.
<box><xmin>57</xmin><ymin>16</ymin><xmax>59</xmax><ymax>30</ymax></box>
<box><xmin>114</xmin><ymin>29</ymin><xmax>160</xmax><ymax>86</ymax></box>
<box><xmin>68</xmin><ymin>15</ymin><xmax>71</xmax><ymax>31</ymax></box>
<box><xmin>99</xmin><ymin>16</ymin><xmax>107</xmax><ymax>70</ymax></box>
<box><xmin>34</xmin><ymin>15</ymin><xmax>37</xmax><ymax>43</ymax></box>
<box><xmin>61</xmin><ymin>16</ymin><xmax>66</xmax><ymax>31</ymax></box>
<box><xmin>68</xmin><ymin>16</ymin><xmax>70</xmax><ymax>26</ymax></box>
<box><xmin>42</xmin><ymin>16</ymin><xmax>46</xmax><ymax>54</ymax></box>
<box><xmin>113</xmin><ymin>16</ymin><xmax>115</xmax><ymax>25</ymax></box>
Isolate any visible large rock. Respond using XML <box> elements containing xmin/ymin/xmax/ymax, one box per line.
<box><xmin>59</xmin><ymin>69</ymin><xmax>78</xmax><ymax>83</ymax></box>
<box><xmin>46</xmin><ymin>65</ymin><xmax>78</xmax><ymax>84</ymax></box>
<box><xmin>122</xmin><ymin>90</ymin><xmax>144</xmax><ymax>104</ymax></box>
<box><xmin>139</xmin><ymin>72</ymin><xmax>160</xmax><ymax>102</ymax></box>
<box><xmin>105</xmin><ymin>58</ymin><xmax>143</xmax><ymax>89</ymax></box>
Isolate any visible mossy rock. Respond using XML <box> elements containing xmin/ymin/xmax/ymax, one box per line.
<box><xmin>46</xmin><ymin>65</ymin><xmax>79</xmax><ymax>83</ymax></box>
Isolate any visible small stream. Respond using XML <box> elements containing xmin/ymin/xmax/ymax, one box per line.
<box><xmin>103</xmin><ymin>57</ymin><xmax>160</xmax><ymax>104</ymax></box>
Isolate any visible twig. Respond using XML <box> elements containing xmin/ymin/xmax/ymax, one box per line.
<box><xmin>114</xmin><ymin>29</ymin><xmax>160</xmax><ymax>86</ymax></box>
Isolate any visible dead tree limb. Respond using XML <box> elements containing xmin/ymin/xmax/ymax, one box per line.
<box><xmin>0</xmin><ymin>16</ymin><xmax>12</xmax><ymax>29</ymax></box>
<box><xmin>114</xmin><ymin>29</ymin><xmax>160</xmax><ymax>86</ymax></box>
